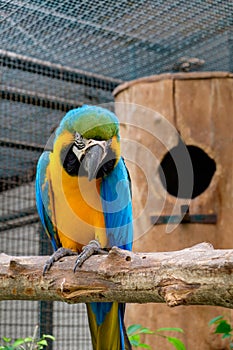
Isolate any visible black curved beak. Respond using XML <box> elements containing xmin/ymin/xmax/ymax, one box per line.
<box><xmin>83</xmin><ymin>143</ymin><xmax>108</xmax><ymax>181</ymax></box>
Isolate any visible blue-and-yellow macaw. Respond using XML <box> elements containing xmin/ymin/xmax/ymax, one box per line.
<box><xmin>35</xmin><ymin>105</ymin><xmax>133</xmax><ymax>350</ymax></box>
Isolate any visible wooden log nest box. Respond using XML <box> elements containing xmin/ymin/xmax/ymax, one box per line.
<box><xmin>113</xmin><ymin>72</ymin><xmax>233</xmax><ymax>349</ymax></box>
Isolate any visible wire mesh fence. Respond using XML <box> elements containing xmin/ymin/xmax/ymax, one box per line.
<box><xmin>0</xmin><ymin>0</ymin><xmax>232</xmax><ymax>349</ymax></box>
<box><xmin>0</xmin><ymin>101</ymin><xmax>93</xmax><ymax>349</ymax></box>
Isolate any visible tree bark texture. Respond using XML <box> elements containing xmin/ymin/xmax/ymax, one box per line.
<box><xmin>0</xmin><ymin>243</ymin><xmax>233</xmax><ymax>309</ymax></box>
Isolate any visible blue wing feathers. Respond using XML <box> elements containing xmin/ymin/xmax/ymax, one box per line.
<box><xmin>35</xmin><ymin>152</ymin><xmax>60</xmax><ymax>251</ymax></box>
<box><xmin>101</xmin><ymin>157</ymin><xmax>133</xmax><ymax>250</ymax></box>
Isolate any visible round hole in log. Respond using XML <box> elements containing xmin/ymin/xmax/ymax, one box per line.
<box><xmin>159</xmin><ymin>145</ymin><xmax>216</xmax><ymax>199</ymax></box>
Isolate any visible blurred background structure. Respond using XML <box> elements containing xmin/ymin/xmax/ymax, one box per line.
<box><xmin>0</xmin><ymin>1</ymin><xmax>232</xmax><ymax>349</ymax></box>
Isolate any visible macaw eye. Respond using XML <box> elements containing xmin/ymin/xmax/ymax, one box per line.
<box><xmin>74</xmin><ymin>132</ymin><xmax>85</xmax><ymax>150</ymax></box>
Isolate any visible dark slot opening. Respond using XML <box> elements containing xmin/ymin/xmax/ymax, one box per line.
<box><xmin>159</xmin><ymin>144</ymin><xmax>216</xmax><ymax>199</ymax></box>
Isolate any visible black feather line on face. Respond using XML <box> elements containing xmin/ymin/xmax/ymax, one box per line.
<box><xmin>61</xmin><ymin>144</ymin><xmax>117</xmax><ymax>178</ymax></box>
<box><xmin>61</xmin><ymin>145</ymin><xmax>81</xmax><ymax>176</ymax></box>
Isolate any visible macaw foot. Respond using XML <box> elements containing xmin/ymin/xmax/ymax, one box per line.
<box><xmin>74</xmin><ymin>239</ymin><xmax>107</xmax><ymax>272</ymax></box>
<box><xmin>43</xmin><ymin>247</ymin><xmax>77</xmax><ymax>275</ymax></box>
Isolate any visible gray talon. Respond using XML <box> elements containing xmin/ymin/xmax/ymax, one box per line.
<box><xmin>74</xmin><ymin>240</ymin><xmax>107</xmax><ymax>272</ymax></box>
<box><xmin>43</xmin><ymin>247</ymin><xmax>77</xmax><ymax>275</ymax></box>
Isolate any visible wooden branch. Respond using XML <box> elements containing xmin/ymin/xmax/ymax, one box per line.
<box><xmin>1</xmin><ymin>243</ymin><xmax>233</xmax><ymax>309</ymax></box>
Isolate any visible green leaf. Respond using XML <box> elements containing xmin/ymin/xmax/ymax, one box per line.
<box><xmin>129</xmin><ymin>338</ymin><xmax>140</xmax><ymax>346</ymax></box>
<box><xmin>42</xmin><ymin>335</ymin><xmax>55</xmax><ymax>341</ymax></box>
<box><xmin>209</xmin><ymin>316</ymin><xmax>223</xmax><ymax>325</ymax></box>
<box><xmin>12</xmin><ymin>339</ymin><xmax>25</xmax><ymax>346</ymax></box>
<box><xmin>22</xmin><ymin>338</ymin><xmax>33</xmax><ymax>343</ymax></box>
<box><xmin>215</xmin><ymin>321</ymin><xmax>232</xmax><ymax>334</ymax></box>
<box><xmin>129</xmin><ymin>334</ymin><xmax>140</xmax><ymax>342</ymax></box>
<box><xmin>127</xmin><ymin>324</ymin><xmax>143</xmax><ymax>335</ymax></box>
<box><xmin>129</xmin><ymin>336</ymin><xmax>151</xmax><ymax>349</ymax></box>
<box><xmin>157</xmin><ymin>327</ymin><xmax>184</xmax><ymax>333</ymax></box>
<box><xmin>139</xmin><ymin>328</ymin><xmax>154</xmax><ymax>335</ymax></box>
<box><xmin>167</xmin><ymin>337</ymin><xmax>187</xmax><ymax>350</ymax></box>
<box><xmin>2</xmin><ymin>339</ymin><xmax>11</xmax><ymax>344</ymax></box>
<box><xmin>37</xmin><ymin>339</ymin><xmax>48</xmax><ymax>346</ymax></box>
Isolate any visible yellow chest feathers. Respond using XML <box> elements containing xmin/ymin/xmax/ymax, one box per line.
<box><xmin>48</xmin><ymin>147</ymin><xmax>107</xmax><ymax>248</ymax></box>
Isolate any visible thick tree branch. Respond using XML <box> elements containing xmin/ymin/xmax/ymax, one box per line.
<box><xmin>1</xmin><ymin>243</ymin><xmax>233</xmax><ymax>308</ymax></box>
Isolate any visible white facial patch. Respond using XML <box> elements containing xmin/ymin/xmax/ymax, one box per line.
<box><xmin>72</xmin><ymin>133</ymin><xmax>112</xmax><ymax>163</ymax></box>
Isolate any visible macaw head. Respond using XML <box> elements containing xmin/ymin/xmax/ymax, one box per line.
<box><xmin>54</xmin><ymin>105</ymin><xmax>121</xmax><ymax>181</ymax></box>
